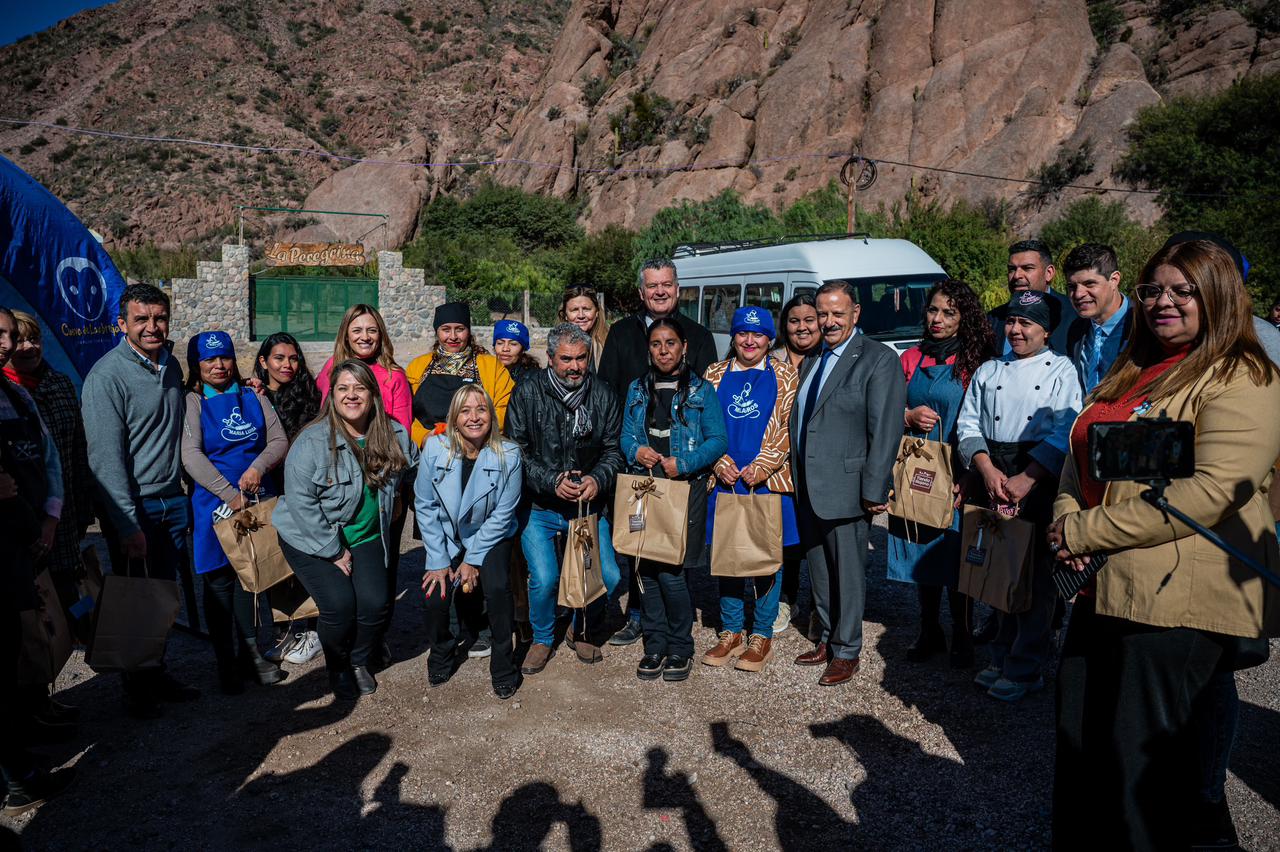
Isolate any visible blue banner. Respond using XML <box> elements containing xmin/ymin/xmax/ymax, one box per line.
<box><xmin>0</xmin><ymin>153</ymin><xmax>125</xmax><ymax>390</ymax></box>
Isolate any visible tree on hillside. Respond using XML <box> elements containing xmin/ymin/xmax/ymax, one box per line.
<box><xmin>1039</xmin><ymin>197</ymin><xmax>1168</xmax><ymax>293</ymax></box>
<box><xmin>1116</xmin><ymin>73</ymin><xmax>1280</xmax><ymax>308</ymax></box>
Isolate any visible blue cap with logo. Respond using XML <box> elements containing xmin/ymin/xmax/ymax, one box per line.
<box><xmin>730</xmin><ymin>305</ymin><xmax>776</xmax><ymax>340</ymax></box>
<box><xmin>493</xmin><ymin>319</ymin><xmax>530</xmax><ymax>351</ymax></box>
<box><xmin>195</xmin><ymin>330</ymin><xmax>235</xmax><ymax>361</ymax></box>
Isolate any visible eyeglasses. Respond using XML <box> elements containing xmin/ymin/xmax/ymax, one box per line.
<box><xmin>1135</xmin><ymin>284</ymin><xmax>1198</xmax><ymax>305</ymax></box>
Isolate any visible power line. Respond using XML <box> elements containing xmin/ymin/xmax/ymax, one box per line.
<box><xmin>0</xmin><ymin>115</ymin><xmax>1263</xmax><ymax>201</ymax></box>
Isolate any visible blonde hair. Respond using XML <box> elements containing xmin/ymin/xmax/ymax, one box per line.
<box><xmin>10</xmin><ymin>310</ymin><xmax>40</xmax><ymax>343</ymax></box>
<box><xmin>329</xmin><ymin>304</ymin><xmax>401</xmax><ymax>382</ymax></box>
<box><xmin>559</xmin><ymin>286</ymin><xmax>608</xmax><ymax>354</ymax></box>
<box><xmin>316</xmin><ymin>358</ymin><xmax>408</xmax><ymax>489</ymax></box>
<box><xmin>444</xmin><ymin>384</ymin><xmax>507</xmax><ymax>464</ymax></box>
<box><xmin>1092</xmin><ymin>240</ymin><xmax>1276</xmax><ymax>403</ymax></box>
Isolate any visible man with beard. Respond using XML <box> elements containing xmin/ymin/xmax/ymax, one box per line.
<box><xmin>598</xmin><ymin>258</ymin><xmax>718</xmax><ymax>645</ymax></box>
<box><xmin>989</xmin><ymin>239</ymin><xmax>1075</xmax><ymax>355</ymax></box>
<box><xmin>506</xmin><ymin>323</ymin><xmax>625</xmax><ymax>672</ymax></box>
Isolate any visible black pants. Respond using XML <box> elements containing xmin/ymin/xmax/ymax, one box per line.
<box><xmin>781</xmin><ymin>544</ymin><xmax>803</xmax><ymax>607</ymax></box>
<box><xmin>1053</xmin><ymin>597</ymin><xmax>1225</xmax><ymax>851</ymax></box>
<box><xmin>202</xmin><ymin>566</ymin><xmax>256</xmax><ymax>667</ymax></box>
<box><xmin>1</xmin><ymin>607</ymin><xmax>31</xmax><ymax>783</ymax></box>
<box><xmin>280</xmin><ymin>538</ymin><xmax>389</xmax><ymax>672</ymax></box>
<box><xmin>638</xmin><ymin>558</ymin><xmax>695</xmax><ymax>658</ymax></box>
<box><xmin>423</xmin><ymin>539</ymin><xmax>517</xmax><ymax>689</ymax></box>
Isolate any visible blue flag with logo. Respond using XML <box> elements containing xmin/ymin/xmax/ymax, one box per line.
<box><xmin>0</xmin><ymin>154</ymin><xmax>124</xmax><ymax>390</ymax></box>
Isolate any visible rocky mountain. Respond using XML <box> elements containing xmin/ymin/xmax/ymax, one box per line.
<box><xmin>0</xmin><ymin>0</ymin><xmax>1277</xmax><ymax>248</ymax></box>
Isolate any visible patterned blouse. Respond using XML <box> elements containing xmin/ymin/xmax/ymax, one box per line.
<box><xmin>702</xmin><ymin>354</ymin><xmax>799</xmax><ymax>494</ymax></box>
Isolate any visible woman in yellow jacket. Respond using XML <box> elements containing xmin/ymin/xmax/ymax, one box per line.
<box><xmin>406</xmin><ymin>302</ymin><xmax>515</xmax><ymax>446</ymax></box>
<box><xmin>1047</xmin><ymin>239</ymin><xmax>1280</xmax><ymax>851</ymax></box>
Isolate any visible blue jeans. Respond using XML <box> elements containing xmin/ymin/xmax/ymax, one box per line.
<box><xmin>521</xmin><ymin>506</ymin><xmax>621</xmax><ymax>647</ymax></box>
<box><xmin>106</xmin><ymin>494</ymin><xmax>190</xmax><ymax>582</ymax></box>
<box><xmin>719</xmin><ymin>570</ymin><xmax>782</xmax><ymax>638</ymax></box>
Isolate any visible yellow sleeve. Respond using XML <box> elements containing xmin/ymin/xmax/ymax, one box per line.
<box><xmin>406</xmin><ymin>353</ymin><xmax>432</xmax><ymax>447</ymax></box>
<box><xmin>482</xmin><ymin>356</ymin><xmax>516</xmax><ymax>430</ymax></box>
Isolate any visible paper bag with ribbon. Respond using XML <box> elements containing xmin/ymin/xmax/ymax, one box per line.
<box><xmin>711</xmin><ymin>487</ymin><xmax>782</xmax><ymax>577</ymax></box>
<box><xmin>958</xmin><ymin>505</ymin><xmax>1035</xmax><ymax>613</ymax></box>
<box><xmin>558</xmin><ymin>500</ymin><xmax>606</xmax><ymax>609</ymax></box>
<box><xmin>888</xmin><ymin>435</ymin><xmax>957</xmax><ymax>531</ymax></box>
<box><xmin>612</xmin><ymin>473</ymin><xmax>690</xmax><ymax>566</ymax></box>
<box><xmin>18</xmin><ymin>570</ymin><xmax>74</xmax><ymax>685</ymax></box>
<box><xmin>214</xmin><ymin>497</ymin><xmax>292</xmax><ymax>593</ymax></box>
<box><xmin>267</xmin><ymin>576</ymin><xmax>320</xmax><ymax>624</ymax></box>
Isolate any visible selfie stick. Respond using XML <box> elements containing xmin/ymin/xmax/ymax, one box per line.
<box><xmin>1141</xmin><ymin>481</ymin><xmax>1280</xmax><ymax>590</ymax></box>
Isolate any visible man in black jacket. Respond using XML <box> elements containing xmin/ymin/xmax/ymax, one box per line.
<box><xmin>597</xmin><ymin>258</ymin><xmax>718</xmax><ymax>644</ymax></box>
<box><xmin>507</xmin><ymin>323</ymin><xmax>625</xmax><ymax>674</ymax></box>
<box><xmin>989</xmin><ymin>239</ymin><xmax>1075</xmax><ymax>355</ymax></box>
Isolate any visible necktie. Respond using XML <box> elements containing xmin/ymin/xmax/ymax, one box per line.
<box><xmin>799</xmin><ymin>347</ymin><xmax>834</xmax><ymax>454</ymax></box>
<box><xmin>1088</xmin><ymin>324</ymin><xmax>1105</xmax><ymax>387</ymax></box>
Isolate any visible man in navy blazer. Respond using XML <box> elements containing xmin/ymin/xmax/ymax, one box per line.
<box><xmin>789</xmin><ymin>280</ymin><xmax>906</xmax><ymax>686</ymax></box>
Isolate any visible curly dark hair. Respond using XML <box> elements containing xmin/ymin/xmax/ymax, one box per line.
<box><xmin>921</xmin><ymin>279</ymin><xmax>995</xmax><ymax>385</ymax></box>
<box><xmin>253</xmin><ymin>333</ymin><xmax>321</xmax><ymax>442</ymax></box>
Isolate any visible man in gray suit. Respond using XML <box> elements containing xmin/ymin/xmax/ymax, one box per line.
<box><xmin>789</xmin><ymin>280</ymin><xmax>906</xmax><ymax>686</ymax></box>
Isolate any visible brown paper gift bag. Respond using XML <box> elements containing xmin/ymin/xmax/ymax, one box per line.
<box><xmin>85</xmin><ymin>563</ymin><xmax>182</xmax><ymax>673</ymax></box>
<box><xmin>558</xmin><ymin>501</ymin><xmax>606</xmax><ymax>609</ymax></box>
<box><xmin>711</xmin><ymin>488</ymin><xmax>782</xmax><ymax>578</ymax></box>
<box><xmin>612</xmin><ymin>473</ymin><xmax>690</xmax><ymax>566</ymax></box>
<box><xmin>214</xmin><ymin>497</ymin><xmax>293</xmax><ymax>593</ymax></box>
<box><xmin>268</xmin><ymin>576</ymin><xmax>320</xmax><ymax>624</ymax></box>
<box><xmin>958</xmin><ymin>505</ymin><xmax>1035</xmax><ymax>613</ymax></box>
<box><xmin>18</xmin><ymin>570</ymin><xmax>74</xmax><ymax>685</ymax></box>
<box><xmin>888</xmin><ymin>436</ymin><xmax>957</xmax><ymax>531</ymax></box>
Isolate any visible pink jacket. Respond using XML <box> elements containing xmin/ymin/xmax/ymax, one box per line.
<box><xmin>317</xmin><ymin>357</ymin><xmax>413</xmax><ymax>431</ymax></box>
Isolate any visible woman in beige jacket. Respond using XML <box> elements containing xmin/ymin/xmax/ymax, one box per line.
<box><xmin>1047</xmin><ymin>239</ymin><xmax>1280</xmax><ymax>851</ymax></box>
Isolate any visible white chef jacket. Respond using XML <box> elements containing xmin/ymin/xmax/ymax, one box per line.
<box><xmin>955</xmin><ymin>349</ymin><xmax>1082</xmax><ymax>474</ymax></box>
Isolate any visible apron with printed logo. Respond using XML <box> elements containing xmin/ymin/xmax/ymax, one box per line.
<box><xmin>707</xmin><ymin>359</ymin><xmax>799</xmax><ymax>547</ymax></box>
<box><xmin>192</xmin><ymin>386</ymin><xmax>270</xmax><ymax>574</ymax></box>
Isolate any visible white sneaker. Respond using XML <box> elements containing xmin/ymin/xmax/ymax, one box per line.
<box><xmin>772</xmin><ymin>601</ymin><xmax>792</xmax><ymax>635</ymax></box>
<box><xmin>284</xmin><ymin>630</ymin><xmax>323</xmax><ymax>665</ymax></box>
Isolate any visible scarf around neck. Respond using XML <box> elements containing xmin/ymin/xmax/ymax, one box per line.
<box><xmin>427</xmin><ymin>345</ymin><xmax>479</xmax><ymax>380</ymax></box>
<box><xmin>546</xmin><ymin>367</ymin><xmax>592</xmax><ymax>438</ymax></box>
<box><xmin>919</xmin><ymin>334</ymin><xmax>961</xmax><ymax>364</ymax></box>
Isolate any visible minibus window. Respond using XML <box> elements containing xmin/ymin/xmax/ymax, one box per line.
<box><xmin>678</xmin><ymin>287</ymin><xmax>700</xmax><ymax>323</ymax></box>
<box><xmin>745</xmin><ymin>283</ymin><xmax>784</xmax><ymax>329</ymax></box>
<box><xmin>702</xmin><ymin>285</ymin><xmax>742</xmax><ymax>333</ymax></box>
<box><xmin>823</xmin><ymin>276</ymin><xmax>945</xmax><ymax>340</ymax></box>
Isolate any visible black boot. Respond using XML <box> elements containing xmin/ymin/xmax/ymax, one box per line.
<box><xmin>3</xmin><ymin>767</ymin><xmax>76</xmax><ymax>817</ymax></box>
<box><xmin>329</xmin><ymin>670</ymin><xmax>359</xmax><ymax>700</ymax></box>
<box><xmin>906</xmin><ymin>585</ymin><xmax>946</xmax><ymax>663</ymax></box>
<box><xmin>240</xmin><ymin>644</ymin><xmax>287</xmax><ymax>686</ymax></box>
<box><xmin>948</xmin><ymin>590</ymin><xmax>975</xmax><ymax>668</ymax></box>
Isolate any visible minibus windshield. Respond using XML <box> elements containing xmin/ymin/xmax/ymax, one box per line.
<box><xmin>822</xmin><ymin>275</ymin><xmax>948</xmax><ymax>340</ymax></box>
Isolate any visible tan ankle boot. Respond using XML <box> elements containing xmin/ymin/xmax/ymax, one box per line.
<box><xmin>735</xmin><ymin>635</ymin><xmax>773</xmax><ymax>672</ymax></box>
<box><xmin>701</xmin><ymin>631</ymin><xmax>746</xmax><ymax>667</ymax></box>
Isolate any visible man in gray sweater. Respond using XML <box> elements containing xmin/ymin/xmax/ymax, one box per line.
<box><xmin>82</xmin><ymin>284</ymin><xmax>199</xmax><ymax>715</ymax></box>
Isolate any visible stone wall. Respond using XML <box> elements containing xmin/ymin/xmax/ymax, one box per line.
<box><xmin>170</xmin><ymin>243</ymin><xmax>250</xmax><ymax>345</ymax></box>
<box><xmin>378</xmin><ymin>250</ymin><xmax>445</xmax><ymax>343</ymax></box>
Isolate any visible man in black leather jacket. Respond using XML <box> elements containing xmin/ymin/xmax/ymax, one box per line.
<box><xmin>506</xmin><ymin>323</ymin><xmax>624</xmax><ymax>674</ymax></box>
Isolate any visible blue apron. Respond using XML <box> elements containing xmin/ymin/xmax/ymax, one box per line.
<box><xmin>887</xmin><ymin>361</ymin><xmax>965</xmax><ymax>586</ymax></box>
<box><xmin>191</xmin><ymin>385</ymin><xmax>270</xmax><ymax>574</ymax></box>
<box><xmin>707</xmin><ymin>359</ymin><xmax>799</xmax><ymax>547</ymax></box>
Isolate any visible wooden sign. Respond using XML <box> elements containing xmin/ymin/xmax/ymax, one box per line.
<box><xmin>265</xmin><ymin>242</ymin><xmax>366</xmax><ymax>267</ymax></box>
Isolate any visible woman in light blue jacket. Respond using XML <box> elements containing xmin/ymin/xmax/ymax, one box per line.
<box><xmin>416</xmin><ymin>384</ymin><xmax>523</xmax><ymax>699</ymax></box>
<box><xmin>273</xmin><ymin>359</ymin><xmax>417</xmax><ymax>701</ymax></box>
<box><xmin>620</xmin><ymin>318</ymin><xmax>728</xmax><ymax>684</ymax></box>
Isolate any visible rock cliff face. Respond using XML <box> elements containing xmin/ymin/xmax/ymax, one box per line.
<box><xmin>497</xmin><ymin>0</ymin><xmax>1279</xmax><ymax>232</ymax></box>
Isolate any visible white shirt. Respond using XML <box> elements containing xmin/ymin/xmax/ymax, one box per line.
<box><xmin>956</xmin><ymin>349</ymin><xmax>1081</xmax><ymax>471</ymax></box>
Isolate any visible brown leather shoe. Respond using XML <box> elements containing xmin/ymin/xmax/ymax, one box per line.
<box><xmin>794</xmin><ymin>642</ymin><xmax>829</xmax><ymax>666</ymax></box>
<box><xmin>575</xmin><ymin>642</ymin><xmax>603</xmax><ymax>664</ymax></box>
<box><xmin>701</xmin><ymin>631</ymin><xmax>746</xmax><ymax>667</ymax></box>
<box><xmin>521</xmin><ymin>642</ymin><xmax>554</xmax><ymax>675</ymax></box>
<box><xmin>818</xmin><ymin>657</ymin><xmax>860</xmax><ymax>686</ymax></box>
<box><xmin>734</xmin><ymin>635</ymin><xmax>773</xmax><ymax>672</ymax></box>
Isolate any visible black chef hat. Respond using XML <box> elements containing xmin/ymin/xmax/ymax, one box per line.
<box><xmin>433</xmin><ymin>301</ymin><xmax>472</xmax><ymax>330</ymax></box>
<box><xmin>1003</xmin><ymin>290</ymin><xmax>1052</xmax><ymax>332</ymax></box>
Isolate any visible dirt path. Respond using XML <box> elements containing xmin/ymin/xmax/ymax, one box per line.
<box><xmin>5</xmin><ymin>522</ymin><xmax>1278</xmax><ymax>850</ymax></box>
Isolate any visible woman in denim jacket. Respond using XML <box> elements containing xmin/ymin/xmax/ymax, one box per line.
<box><xmin>621</xmin><ymin>318</ymin><xmax>728</xmax><ymax>683</ymax></box>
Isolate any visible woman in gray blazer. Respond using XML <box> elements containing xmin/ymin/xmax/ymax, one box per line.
<box><xmin>416</xmin><ymin>384</ymin><xmax>524</xmax><ymax>699</ymax></box>
<box><xmin>273</xmin><ymin>359</ymin><xmax>417</xmax><ymax>701</ymax></box>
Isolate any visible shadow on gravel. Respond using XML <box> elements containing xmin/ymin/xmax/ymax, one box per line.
<box><xmin>642</xmin><ymin>746</ymin><xmax>727</xmax><ymax>851</ymax></box>
<box><xmin>1234</xmin><ymin>699</ymin><xmax>1280</xmax><ymax>809</ymax></box>
<box><xmin>472</xmin><ymin>781</ymin><xmax>603</xmax><ymax>852</ymax></box>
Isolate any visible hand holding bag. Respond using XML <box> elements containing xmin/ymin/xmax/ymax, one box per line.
<box><xmin>888</xmin><ymin>432</ymin><xmax>957</xmax><ymax>531</ymax></box>
<box><xmin>958</xmin><ymin>505</ymin><xmax>1035</xmax><ymax>613</ymax></box>
<box><xmin>18</xmin><ymin>570</ymin><xmax>73</xmax><ymax>685</ymax></box>
<box><xmin>612</xmin><ymin>472</ymin><xmax>690</xmax><ymax>566</ymax></box>
<box><xmin>710</xmin><ymin>486</ymin><xmax>782</xmax><ymax>578</ymax></box>
<box><xmin>214</xmin><ymin>496</ymin><xmax>292</xmax><ymax>593</ymax></box>
<box><xmin>85</xmin><ymin>560</ymin><xmax>182</xmax><ymax>673</ymax></box>
<box><xmin>558</xmin><ymin>500</ymin><xmax>606</xmax><ymax>609</ymax></box>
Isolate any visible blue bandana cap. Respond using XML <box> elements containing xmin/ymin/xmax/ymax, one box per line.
<box><xmin>195</xmin><ymin>330</ymin><xmax>235</xmax><ymax>361</ymax></box>
<box><xmin>730</xmin><ymin>306</ymin><xmax>776</xmax><ymax>340</ymax></box>
<box><xmin>493</xmin><ymin>320</ymin><xmax>530</xmax><ymax>351</ymax></box>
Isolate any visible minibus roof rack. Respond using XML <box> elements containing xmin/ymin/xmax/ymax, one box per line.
<box><xmin>672</xmin><ymin>232</ymin><xmax>872</xmax><ymax>258</ymax></box>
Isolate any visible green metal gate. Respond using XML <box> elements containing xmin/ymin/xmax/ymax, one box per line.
<box><xmin>252</xmin><ymin>276</ymin><xmax>378</xmax><ymax>341</ymax></box>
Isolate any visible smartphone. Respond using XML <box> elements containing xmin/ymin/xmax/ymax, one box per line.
<box><xmin>1088</xmin><ymin>420</ymin><xmax>1195</xmax><ymax>482</ymax></box>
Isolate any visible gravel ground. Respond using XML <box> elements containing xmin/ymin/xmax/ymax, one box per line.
<box><xmin>5</xmin><ymin>520</ymin><xmax>1278</xmax><ymax>851</ymax></box>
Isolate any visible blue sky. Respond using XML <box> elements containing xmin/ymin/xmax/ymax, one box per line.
<box><xmin>0</xmin><ymin>1</ymin><xmax>117</xmax><ymax>47</ymax></box>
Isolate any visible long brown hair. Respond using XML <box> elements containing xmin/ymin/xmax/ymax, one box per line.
<box><xmin>317</xmin><ymin>358</ymin><xmax>408</xmax><ymax>489</ymax></box>
<box><xmin>1092</xmin><ymin>240</ymin><xmax>1276</xmax><ymax>403</ymax></box>
<box><xmin>330</xmin><ymin>304</ymin><xmax>402</xmax><ymax>378</ymax></box>
<box><xmin>559</xmin><ymin>285</ymin><xmax>608</xmax><ymax>354</ymax></box>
